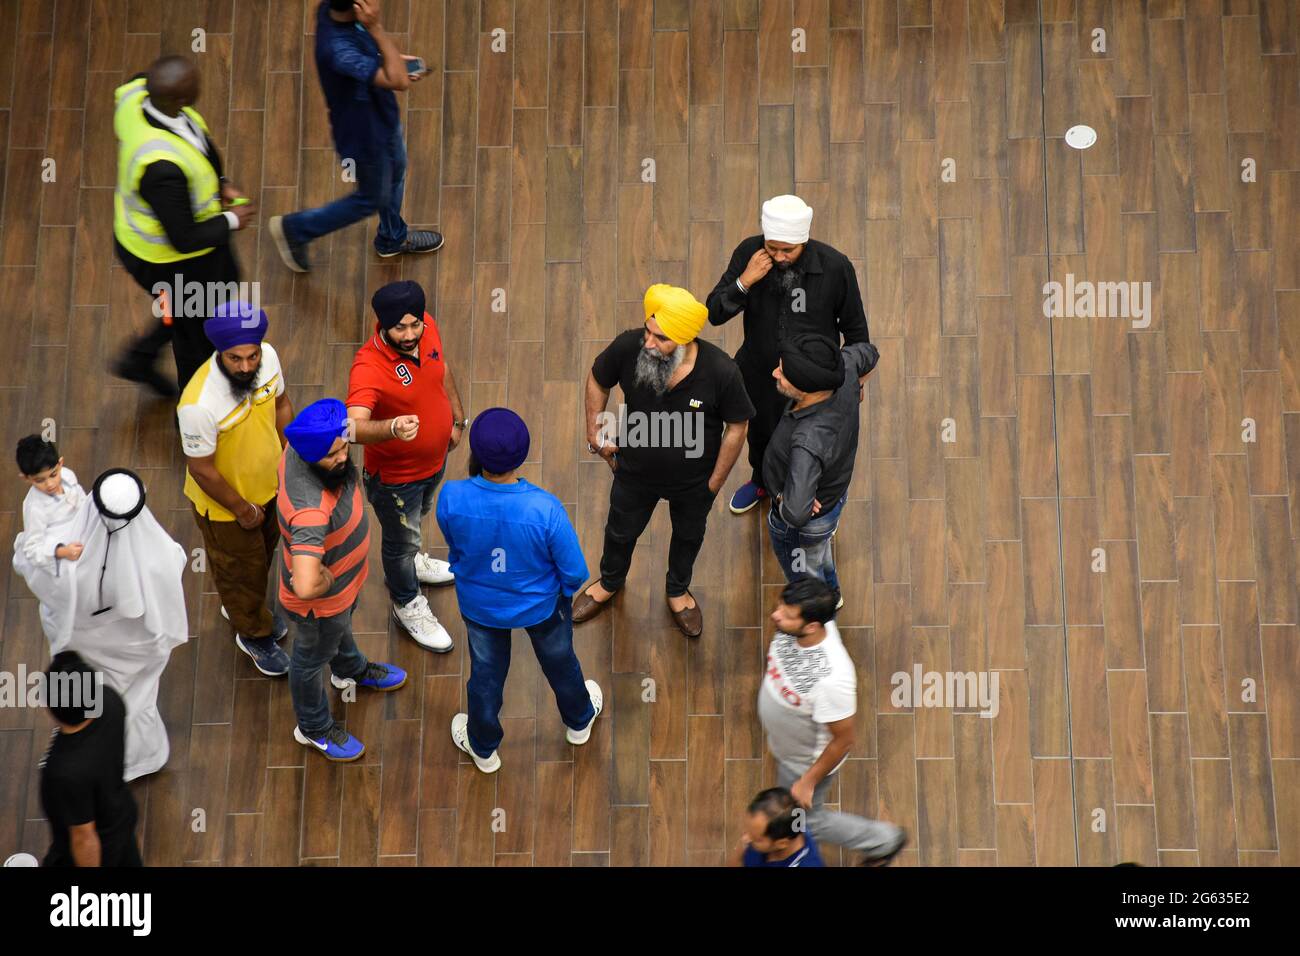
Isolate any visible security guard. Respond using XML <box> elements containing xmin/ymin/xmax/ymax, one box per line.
<box><xmin>111</xmin><ymin>55</ymin><xmax>255</xmax><ymax>396</ymax></box>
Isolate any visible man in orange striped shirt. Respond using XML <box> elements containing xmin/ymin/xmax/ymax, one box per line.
<box><xmin>278</xmin><ymin>399</ymin><xmax>407</xmax><ymax>761</ymax></box>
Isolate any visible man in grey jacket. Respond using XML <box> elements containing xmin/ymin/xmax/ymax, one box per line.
<box><xmin>761</xmin><ymin>333</ymin><xmax>878</xmax><ymax>606</ymax></box>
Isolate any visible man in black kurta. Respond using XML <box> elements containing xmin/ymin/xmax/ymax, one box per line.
<box><xmin>705</xmin><ymin>194</ymin><xmax>875</xmax><ymax>515</ymax></box>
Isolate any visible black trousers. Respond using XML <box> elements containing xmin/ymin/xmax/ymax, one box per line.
<box><xmin>599</xmin><ymin>473</ymin><xmax>717</xmax><ymax>598</ymax></box>
<box><xmin>114</xmin><ymin>239</ymin><xmax>241</xmax><ymax>391</ymax></box>
<box><xmin>737</xmin><ymin>356</ymin><xmax>787</xmax><ymax>488</ymax></box>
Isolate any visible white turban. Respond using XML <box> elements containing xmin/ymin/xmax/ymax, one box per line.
<box><xmin>761</xmin><ymin>194</ymin><xmax>813</xmax><ymax>244</ymax></box>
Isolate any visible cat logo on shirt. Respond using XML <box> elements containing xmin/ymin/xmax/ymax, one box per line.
<box><xmin>395</xmin><ymin>363</ymin><xmax>413</xmax><ymax>386</ymax></box>
<box><xmin>689</xmin><ymin>398</ymin><xmax>702</xmax><ymax>408</ymax></box>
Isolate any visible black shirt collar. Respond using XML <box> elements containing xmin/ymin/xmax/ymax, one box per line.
<box><xmin>797</xmin><ymin>240</ymin><xmax>824</xmax><ymax>275</ymax></box>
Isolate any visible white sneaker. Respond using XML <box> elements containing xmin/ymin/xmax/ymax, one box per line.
<box><xmin>565</xmin><ymin>680</ymin><xmax>604</xmax><ymax>745</ymax></box>
<box><xmin>414</xmin><ymin>552</ymin><xmax>454</xmax><ymax>585</ymax></box>
<box><xmin>392</xmin><ymin>595</ymin><xmax>453</xmax><ymax>652</ymax></box>
<box><xmin>450</xmin><ymin>713</ymin><xmax>501</xmax><ymax>773</ymax></box>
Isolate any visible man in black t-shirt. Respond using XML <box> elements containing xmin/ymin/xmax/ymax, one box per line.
<box><xmin>39</xmin><ymin>652</ymin><xmax>143</xmax><ymax>868</ymax></box>
<box><xmin>574</xmin><ymin>285</ymin><xmax>755</xmax><ymax>638</ymax></box>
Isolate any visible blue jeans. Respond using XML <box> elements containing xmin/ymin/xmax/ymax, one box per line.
<box><xmin>463</xmin><ymin>596</ymin><xmax>595</xmax><ymax>758</ymax></box>
<box><xmin>363</xmin><ymin>464</ymin><xmax>445</xmax><ymax>606</ymax></box>
<box><xmin>282</xmin><ymin>125</ymin><xmax>409</xmax><ymax>254</ymax></box>
<box><xmin>287</xmin><ymin>602</ymin><xmax>368</xmax><ymax>738</ymax></box>
<box><xmin>767</xmin><ymin>493</ymin><xmax>847</xmax><ymax>595</ymax></box>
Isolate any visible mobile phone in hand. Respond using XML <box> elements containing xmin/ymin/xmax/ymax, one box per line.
<box><xmin>405</xmin><ymin>57</ymin><xmax>426</xmax><ymax>77</ymax></box>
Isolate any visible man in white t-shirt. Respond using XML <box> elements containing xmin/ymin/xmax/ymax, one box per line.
<box><xmin>177</xmin><ymin>303</ymin><xmax>294</xmax><ymax>678</ymax></box>
<box><xmin>758</xmin><ymin>577</ymin><xmax>907</xmax><ymax>863</ymax></box>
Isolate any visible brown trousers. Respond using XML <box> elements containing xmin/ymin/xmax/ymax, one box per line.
<box><xmin>193</xmin><ymin>500</ymin><xmax>280</xmax><ymax>639</ymax></box>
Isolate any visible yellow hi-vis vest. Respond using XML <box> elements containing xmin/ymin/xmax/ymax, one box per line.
<box><xmin>112</xmin><ymin>78</ymin><xmax>223</xmax><ymax>264</ymax></box>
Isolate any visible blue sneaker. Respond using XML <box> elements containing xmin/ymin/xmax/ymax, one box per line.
<box><xmin>728</xmin><ymin>481</ymin><xmax>767</xmax><ymax>514</ymax></box>
<box><xmin>222</xmin><ymin>604</ymin><xmax>289</xmax><ymax>642</ymax></box>
<box><xmin>236</xmin><ymin>634</ymin><xmax>290</xmax><ymax>677</ymax></box>
<box><xmin>294</xmin><ymin>724</ymin><xmax>364</xmax><ymax>761</ymax></box>
<box><xmin>330</xmin><ymin>662</ymin><xmax>407</xmax><ymax>692</ymax></box>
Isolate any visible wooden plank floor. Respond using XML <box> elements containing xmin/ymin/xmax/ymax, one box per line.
<box><xmin>0</xmin><ymin>0</ymin><xmax>1296</xmax><ymax>867</ymax></box>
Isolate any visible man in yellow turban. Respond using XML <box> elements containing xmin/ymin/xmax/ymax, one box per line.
<box><xmin>574</xmin><ymin>285</ymin><xmax>755</xmax><ymax>638</ymax></box>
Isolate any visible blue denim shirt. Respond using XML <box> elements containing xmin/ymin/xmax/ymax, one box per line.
<box><xmin>314</xmin><ymin>2</ymin><xmax>400</xmax><ymax>162</ymax></box>
<box><xmin>436</xmin><ymin>476</ymin><xmax>589</xmax><ymax>629</ymax></box>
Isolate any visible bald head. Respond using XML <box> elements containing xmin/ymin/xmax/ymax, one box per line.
<box><xmin>146</xmin><ymin>55</ymin><xmax>199</xmax><ymax>116</ymax></box>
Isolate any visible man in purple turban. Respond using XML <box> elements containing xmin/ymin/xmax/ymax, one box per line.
<box><xmin>178</xmin><ymin>301</ymin><xmax>294</xmax><ymax>678</ymax></box>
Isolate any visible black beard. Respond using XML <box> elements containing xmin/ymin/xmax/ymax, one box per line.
<box><xmin>217</xmin><ymin>358</ymin><xmax>258</xmax><ymax>403</ymax></box>
<box><xmin>309</xmin><ymin>458</ymin><xmax>356</xmax><ymax>490</ymax></box>
<box><xmin>381</xmin><ymin>328</ymin><xmax>421</xmax><ymax>355</ymax></box>
<box><xmin>633</xmin><ymin>346</ymin><xmax>684</xmax><ymax>397</ymax></box>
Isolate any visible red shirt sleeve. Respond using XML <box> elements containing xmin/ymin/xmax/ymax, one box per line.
<box><xmin>345</xmin><ymin>353</ymin><xmax>380</xmax><ymax>411</ymax></box>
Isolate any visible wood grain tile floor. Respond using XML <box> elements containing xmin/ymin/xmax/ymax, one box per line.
<box><xmin>0</xmin><ymin>0</ymin><xmax>1296</xmax><ymax>867</ymax></box>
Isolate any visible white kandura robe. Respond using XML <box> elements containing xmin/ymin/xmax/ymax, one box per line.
<box><xmin>17</xmin><ymin>468</ymin><xmax>86</xmax><ymax>639</ymax></box>
<box><xmin>13</xmin><ymin>490</ymin><xmax>189</xmax><ymax>781</ymax></box>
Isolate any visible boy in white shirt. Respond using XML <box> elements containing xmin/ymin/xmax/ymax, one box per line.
<box><xmin>15</xmin><ymin>435</ymin><xmax>86</xmax><ymax>573</ymax></box>
<box><xmin>759</xmin><ymin>577</ymin><xmax>907</xmax><ymax>865</ymax></box>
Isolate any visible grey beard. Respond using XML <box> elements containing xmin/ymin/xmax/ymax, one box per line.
<box><xmin>633</xmin><ymin>345</ymin><xmax>685</xmax><ymax>397</ymax></box>
<box><xmin>778</xmin><ymin>264</ymin><xmax>803</xmax><ymax>293</ymax></box>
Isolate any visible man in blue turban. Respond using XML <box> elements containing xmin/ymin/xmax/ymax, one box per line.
<box><xmin>178</xmin><ymin>300</ymin><xmax>294</xmax><ymax>678</ymax></box>
<box><xmin>276</xmin><ymin>399</ymin><xmax>409</xmax><ymax>761</ymax></box>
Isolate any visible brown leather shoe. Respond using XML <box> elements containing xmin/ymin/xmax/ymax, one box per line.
<box><xmin>572</xmin><ymin>582</ymin><xmax>613</xmax><ymax>624</ymax></box>
<box><xmin>667</xmin><ymin>591</ymin><xmax>703</xmax><ymax>638</ymax></box>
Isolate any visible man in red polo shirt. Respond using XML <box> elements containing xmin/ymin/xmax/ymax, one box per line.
<box><xmin>346</xmin><ymin>280</ymin><xmax>468</xmax><ymax>650</ymax></box>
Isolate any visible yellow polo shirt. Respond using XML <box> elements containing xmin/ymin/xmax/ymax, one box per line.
<box><xmin>178</xmin><ymin>343</ymin><xmax>285</xmax><ymax>521</ymax></box>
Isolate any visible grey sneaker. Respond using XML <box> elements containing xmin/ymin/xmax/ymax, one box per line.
<box><xmin>269</xmin><ymin>215</ymin><xmax>310</xmax><ymax>272</ymax></box>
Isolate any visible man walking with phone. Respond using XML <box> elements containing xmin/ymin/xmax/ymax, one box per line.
<box><xmin>269</xmin><ymin>0</ymin><xmax>442</xmax><ymax>272</ymax></box>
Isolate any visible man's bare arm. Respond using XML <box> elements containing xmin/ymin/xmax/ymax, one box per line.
<box><xmin>69</xmin><ymin>822</ymin><xmax>102</xmax><ymax>867</ymax></box>
<box><xmin>347</xmin><ymin>405</ymin><xmax>419</xmax><ymax>444</ymax></box>
<box><xmin>708</xmin><ymin>421</ymin><xmax>748</xmax><ymax>493</ymax></box>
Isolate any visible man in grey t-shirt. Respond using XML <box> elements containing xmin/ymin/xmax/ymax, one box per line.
<box><xmin>758</xmin><ymin>578</ymin><xmax>906</xmax><ymax>864</ymax></box>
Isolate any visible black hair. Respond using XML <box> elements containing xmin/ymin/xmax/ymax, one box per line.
<box><xmin>467</xmin><ymin>452</ymin><xmax>506</xmax><ymax>480</ymax></box>
<box><xmin>16</xmin><ymin>435</ymin><xmax>59</xmax><ymax>476</ymax></box>
<box><xmin>780</xmin><ymin>577</ymin><xmax>837</xmax><ymax>626</ymax></box>
<box><xmin>46</xmin><ymin>651</ymin><xmax>98</xmax><ymax>726</ymax></box>
<box><xmin>748</xmin><ymin>788</ymin><xmax>802</xmax><ymax>841</ymax></box>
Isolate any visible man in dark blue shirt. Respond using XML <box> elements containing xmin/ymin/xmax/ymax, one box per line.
<box><xmin>734</xmin><ymin>788</ymin><xmax>826</xmax><ymax>867</ymax></box>
<box><xmin>269</xmin><ymin>0</ymin><xmax>442</xmax><ymax>272</ymax></box>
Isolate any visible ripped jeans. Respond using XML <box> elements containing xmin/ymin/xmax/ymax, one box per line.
<box><xmin>363</xmin><ymin>464</ymin><xmax>446</xmax><ymax>606</ymax></box>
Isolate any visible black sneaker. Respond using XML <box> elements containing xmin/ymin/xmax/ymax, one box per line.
<box><xmin>377</xmin><ymin>230</ymin><xmax>444</xmax><ymax>257</ymax></box>
<box><xmin>111</xmin><ymin>356</ymin><xmax>179</xmax><ymax>397</ymax></box>
<box><xmin>859</xmin><ymin>830</ymin><xmax>908</xmax><ymax>867</ymax></box>
<box><xmin>269</xmin><ymin>215</ymin><xmax>310</xmax><ymax>273</ymax></box>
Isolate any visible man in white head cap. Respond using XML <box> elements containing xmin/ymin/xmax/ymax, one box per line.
<box><xmin>706</xmin><ymin>195</ymin><xmax>878</xmax><ymax>515</ymax></box>
<box><xmin>13</xmin><ymin>468</ymin><xmax>189</xmax><ymax>781</ymax></box>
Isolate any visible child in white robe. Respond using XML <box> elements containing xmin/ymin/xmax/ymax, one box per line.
<box><xmin>15</xmin><ymin>436</ymin><xmax>87</xmax><ymax>641</ymax></box>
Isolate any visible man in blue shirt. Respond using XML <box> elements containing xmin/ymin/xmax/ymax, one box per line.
<box><xmin>436</xmin><ymin>408</ymin><xmax>603</xmax><ymax>774</ymax></box>
<box><xmin>269</xmin><ymin>0</ymin><xmax>442</xmax><ymax>272</ymax></box>
<box><xmin>734</xmin><ymin>788</ymin><xmax>826</xmax><ymax>867</ymax></box>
